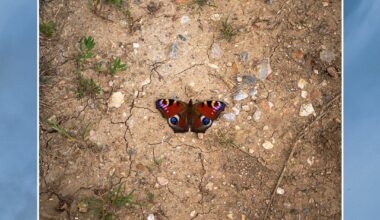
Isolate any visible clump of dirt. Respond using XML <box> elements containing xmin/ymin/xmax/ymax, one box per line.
<box><xmin>39</xmin><ymin>0</ymin><xmax>341</xmax><ymax>219</ymax></box>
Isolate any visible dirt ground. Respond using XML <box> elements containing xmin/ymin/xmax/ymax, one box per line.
<box><xmin>39</xmin><ymin>0</ymin><xmax>341</xmax><ymax>219</ymax></box>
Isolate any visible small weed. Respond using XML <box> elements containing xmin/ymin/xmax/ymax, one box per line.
<box><xmin>47</xmin><ymin>120</ymin><xmax>75</xmax><ymax>140</ymax></box>
<box><xmin>81</xmin><ymin>177</ymin><xmax>137</xmax><ymax>219</ymax></box>
<box><xmin>109</xmin><ymin>57</ymin><xmax>127</xmax><ymax>76</ymax></box>
<box><xmin>77</xmin><ymin>36</ymin><xmax>96</xmax><ymax>68</ymax></box>
<box><xmin>107</xmin><ymin>0</ymin><xmax>123</xmax><ymax>7</ymax></box>
<box><xmin>76</xmin><ymin>76</ymin><xmax>101</xmax><ymax>98</ymax></box>
<box><xmin>220</xmin><ymin>17</ymin><xmax>237</xmax><ymax>42</ymax></box>
<box><xmin>146</xmin><ymin>192</ymin><xmax>154</xmax><ymax>203</ymax></box>
<box><xmin>40</xmin><ymin>21</ymin><xmax>56</xmax><ymax>38</ymax></box>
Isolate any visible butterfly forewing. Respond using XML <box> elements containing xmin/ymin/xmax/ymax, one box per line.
<box><xmin>155</xmin><ymin>99</ymin><xmax>189</xmax><ymax>132</ymax></box>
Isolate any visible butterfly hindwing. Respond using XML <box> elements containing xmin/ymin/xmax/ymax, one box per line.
<box><xmin>155</xmin><ymin>99</ymin><xmax>189</xmax><ymax>133</ymax></box>
<box><xmin>190</xmin><ymin>101</ymin><xmax>226</xmax><ymax>133</ymax></box>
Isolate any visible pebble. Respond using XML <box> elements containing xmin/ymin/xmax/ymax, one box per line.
<box><xmin>223</xmin><ymin>113</ymin><xmax>236</xmax><ymax>122</ymax></box>
<box><xmin>236</xmin><ymin>76</ymin><xmax>243</xmax><ymax>82</ymax></box>
<box><xmin>307</xmin><ymin>156</ymin><xmax>315</xmax><ymax>166</ymax></box>
<box><xmin>299</xmin><ymin>103</ymin><xmax>316</xmax><ymax>117</ymax></box>
<box><xmin>141</xmin><ymin>78</ymin><xmax>151</xmax><ymax>86</ymax></box>
<box><xmin>206</xmin><ymin>182</ymin><xmax>214</xmax><ymax>191</ymax></box>
<box><xmin>180</xmin><ymin>15</ymin><xmax>190</xmax><ymax>24</ymax></box>
<box><xmin>209</xmin><ymin>43</ymin><xmax>223</xmax><ymax>59</ymax></box>
<box><xmin>133</xmin><ymin>42</ymin><xmax>140</xmax><ymax>48</ymax></box>
<box><xmin>257</xmin><ymin>58</ymin><xmax>272</xmax><ymax>80</ymax></box>
<box><xmin>190</xmin><ymin>210</ymin><xmax>197</xmax><ymax>217</ymax></box>
<box><xmin>147</xmin><ymin>214</ymin><xmax>155</xmax><ymax>220</ymax></box>
<box><xmin>240</xmin><ymin>51</ymin><xmax>248</xmax><ymax>62</ymax></box>
<box><xmin>327</xmin><ymin>66</ymin><xmax>338</xmax><ymax>78</ymax></box>
<box><xmin>301</xmin><ymin>91</ymin><xmax>308</xmax><ymax>98</ymax></box>
<box><xmin>276</xmin><ymin>187</ymin><xmax>285</xmax><ymax>195</ymax></box>
<box><xmin>233</xmin><ymin>90</ymin><xmax>249</xmax><ymax>101</ymax></box>
<box><xmin>242</xmin><ymin>105</ymin><xmax>250</xmax><ymax>111</ymax></box>
<box><xmin>207</xmin><ymin>63</ymin><xmax>219</xmax><ymax>69</ymax></box>
<box><xmin>297</xmin><ymin>79</ymin><xmax>307</xmax><ymax>89</ymax></box>
<box><xmin>262</xmin><ymin>141</ymin><xmax>274</xmax><ymax>150</ymax></box>
<box><xmin>157</xmin><ymin>177</ymin><xmax>169</xmax><ymax>186</ymax></box>
<box><xmin>108</xmin><ymin>92</ymin><xmax>125</xmax><ymax>108</ymax></box>
<box><xmin>232</xmin><ymin>105</ymin><xmax>241</xmax><ymax>115</ymax></box>
<box><xmin>178</xmin><ymin>34</ymin><xmax>187</xmax><ymax>41</ymax></box>
<box><xmin>320</xmin><ymin>49</ymin><xmax>336</xmax><ymax>63</ymax></box>
<box><xmin>242</xmin><ymin>75</ymin><xmax>256</xmax><ymax>85</ymax></box>
<box><xmin>169</xmin><ymin>42</ymin><xmax>178</xmax><ymax>58</ymax></box>
<box><xmin>210</xmin><ymin>13</ymin><xmax>221</xmax><ymax>21</ymax></box>
<box><xmin>241</xmin><ymin>214</ymin><xmax>246</xmax><ymax>220</ymax></box>
<box><xmin>253</xmin><ymin>109</ymin><xmax>262</xmax><ymax>122</ymax></box>
<box><xmin>227</xmin><ymin>213</ymin><xmax>234</xmax><ymax>220</ymax></box>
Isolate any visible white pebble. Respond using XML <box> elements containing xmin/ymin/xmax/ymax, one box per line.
<box><xmin>108</xmin><ymin>92</ymin><xmax>125</xmax><ymax>108</ymax></box>
<box><xmin>262</xmin><ymin>141</ymin><xmax>274</xmax><ymax>150</ymax></box>
<box><xmin>299</xmin><ymin>103</ymin><xmax>316</xmax><ymax>117</ymax></box>
<box><xmin>180</xmin><ymin>15</ymin><xmax>190</xmax><ymax>24</ymax></box>
<box><xmin>276</xmin><ymin>187</ymin><xmax>285</xmax><ymax>195</ymax></box>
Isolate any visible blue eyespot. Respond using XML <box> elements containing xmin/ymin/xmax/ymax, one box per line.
<box><xmin>170</xmin><ymin>117</ymin><xmax>178</xmax><ymax>125</ymax></box>
<box><xmin>202</xmin><ymin>117</ymin><xmax>210</xmax><ymax>125</ymax></box>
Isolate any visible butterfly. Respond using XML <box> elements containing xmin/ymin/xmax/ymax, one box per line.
<box><xmin>155</xmin><ymin>99</ymin><xmax>226</xmax><ymax>133</ymax></box>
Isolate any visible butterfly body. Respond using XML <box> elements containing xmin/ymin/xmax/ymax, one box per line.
<box><xmin>156</xmin><ymin>99</ymin><xmax>226</xmax><ymax>133</ymax></box>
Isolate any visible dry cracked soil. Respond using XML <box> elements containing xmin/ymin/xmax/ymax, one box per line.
<box><xmin>39</xmin><ymin>0</ymin><xmax>341</xmax><ymax>219</ymax></box>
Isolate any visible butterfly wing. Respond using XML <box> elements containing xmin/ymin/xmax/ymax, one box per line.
<box><xmin>190</xmin><ymin>101</ymin><xmax>226</xmax><ymax>133</ymax></box>
<box><xmin>155</xmin><ymin>99</ymin><xmax>189</xmax><ymax>133</ymax></box>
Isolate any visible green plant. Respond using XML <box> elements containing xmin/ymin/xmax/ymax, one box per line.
<box><xmin>107</xmin><ymin>0</ymin><xmax>123</xmax><ymax>7</ymax></box>
<box><xmin>77</xmin><ymin>36</ymin><xmax>95</xmax><ymax>68</ymax></box>
<box><xmin>109</xmin><ymin>57</ymin><xmax>127</xmax><ymax>76</ymax></box>
<box><xmin>81</xmin><ymin>178</ymin><xmax>137</xmax><ymax>220</ymax></box>
<box><xmin>220</xmin><ymin>17</ymin><xmax>237</xmax><ymax>42</ymax></box>
<box><xmin>47</xmin><ymin>120</ymin><xmax>74</xmax><ymax>140</ymax></box>
<box><xmin>40</xmin><ymin>21</ymin><xmax>56</xmax><ymax>38</ymax></box>
<box><xmin>146</xmin><ymin>192</ymin><xmax>154</xmax><ymax>203</ymax></box>
<box><xmin>76</xmin><ymin>76</ymin><xmax>101</xmax><ymax>98</ymax></box>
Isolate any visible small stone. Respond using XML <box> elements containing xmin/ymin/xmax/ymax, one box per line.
<box><xmin>169</xmin><ymin>42</ymin><xmax>178</xmax><ymax>58</ymax></box>
<box><xmin>147</xmin><ymin>214</ymin><xmax>156</xmax><ymax>220</ymax></box>
<box><xmin>236</xmin><ymin>76</ymin><xmax>243</xmax><ymax>82</ymax></box>
<box><xmin>307</xmin><ymin>156</ymin><xmax>315</xmax><ymax>166</ymax></box>
<box><xmin>301</xmin><ymin>91</ymin><xmax>308</xmax><ymax>98</ymax></box>
<box><xmin>235</xmin><ymin>125</ymin><xmax>241</xmax><ymax>130</ymax></box>
<box><xmin>109</xmin><ymin>92</ymin><xmax>125</xmax><ymax>108</ymax></box>
<box><xmin>207</xmin><ymin>63</ymin><xmax>219</xmax><ymax>69</ymax></box>
<box><xmin>241</xmin><ymin>214</ymin><xmax>246</xmax><ymax>220</ymax></box>
<box><xmin>240</xmin><ymin>51</ymin><xmax>248</xmax><ymax>62</ymax></box>
<box><xmin>227</xmin><ymin>62</ymin><xmax>232</xmax><ymax>67</ymax></box>
<box><xmin>178</xmin><ymin>34</ymin><xmax>187</xmax><ymax>41</ymax></box>
<box><xmin>232</xmin><ymin>105</ymin><xmax>241</xmax><ymax>115</ymax></box>
<box><xmin>233</xmin><ymin>90</ymin><xmax>249</xmax><ymax>101</ymax></box>
<box><xmin>227</xmin><ymin>213</ymin><xmax>234</xmax><ymax>220</ymax></box>
<box><xmin>265</xmin><ymin>0</ymin><xmax>273</xmax><ymax>4</ymax></box>
<box><xmin>210</xmin><ymin>13</ymin><xmax>221</xmax><ymax>21</ymax></box>
<box><xmin>242</xmin><ymin>75</ymin><xmax>256</xmax><ymax>85</ymax></box>
<box><xmin>249</xmin><ymin>149</ymin><xmax>254</xmax><ymax>154</ymax></box>
<box><xmin>209</xmin><ymin>43</ymin><xmax>223</xmax><ymax>59</ymax></box>
<box><xmin>297</xmin><ymin>79</ymin><xmax>307</xmax><ymax>89</ymax></box>
<box><xmin>320</xmin><ymin>50</ymin><xmax>336</xmax><ymax>63</ymax></box>
<box><xmin>242</xmin><ymin>105</ymin><xmax>250</xmax><ymax>111</ymax></box>
<box><xmin>133</xmin><ymin>43</ymin><xmax>140</xmax><ymax>48</ymax></box>
<box><xmin>223</xmin><ymin>113</ymin><xmax>236</xmax><ymax>122</ymax></box>
<box><xmin>322</xmin><ymin>1</ymin><xmax>329</xmax><ymax>7</ymax></box>
<box><xmin>299</xmin><ymin>103</ymin><xmax>316</xmax><ymax>117</ymax></box>
<box><xmin>249</xmin><ymin>88</ymin><xmax>258</xmax><ymax>97</ymax></box>
<box><xmin>247</xmin><ymin>116</ymin><xmax>252</xmax><ymax>120</ymax></box>
<box><xmin>141</xmin><ymin>78</ymin><xmax>151</xmax><ymax>86</ymax></box>
<box><xmin>157</xmin><ymin>177</ymin><xmax>169</xmax><ymax>186</ymax></box>
<box><xmin>206</xmin><ymin>182</ymin><xmax>214</xmax><ymax>191</ymax></box>
<box><xmin>276</xmin><ymin>187</ymin><xmax>285</xmax><ymax>195</ymax></box>
<box><xmin>253</xmin><ymin>109</ymin><xmax>262</xmax><ymax>122</ymax></box>
<box><xmin>190</xmin><ymin>210</ymin><xmax>197</xmax><ymax>217</ymax></box>
<box><xmin>292</xmin><ymin>50</ymin><xmax>304</xmax><ymax>62</ymax></box>
<box><xmin>262</xmin><ymin>141</ymin><xmax>274</xmax><ymax>150</ymax></box>
<box><xmin>180</xmin><ymin>15</ymin><xmax>190</xmax><ymax>24</ymax></box>
<box><xmin>197</xmin><ymin>133</ymin><xmax>204</xmax><ymax>139</ymax></box>
<box><xmin>327</xmin><ymin>66</ymin><xmax>338</xmax><ymax>78</ymax></box>
<box><xmin>257</xmin><ymin>58</ymin><xmax>272</xmax><ymax>80</ymax></box>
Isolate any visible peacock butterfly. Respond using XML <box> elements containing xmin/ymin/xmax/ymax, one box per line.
<box><xmin>155</xmin><ymin>99</ymin><xmax>226</xmax><ymax>133</ymax></box>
